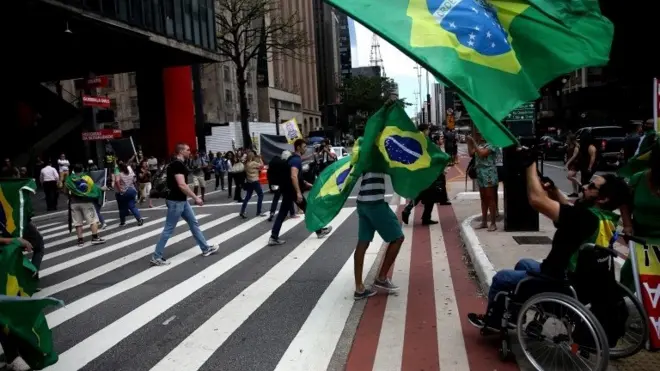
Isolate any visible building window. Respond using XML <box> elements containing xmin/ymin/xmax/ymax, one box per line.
<box><xmin>128</xmin><ymin>72</ymin><xmax>137</xmax><ymax>88</ymax></box>
<box><xmin>223</xmin><ymin>66</ymin><xmax>231</xmax><ymax>82</ymax></box>
<box><xmin>106</xmin><ymin>76</ymin><xmax>114</xmax><ymax>89</ymax></box>
<box><xmin>130</xmin><ymin>96</ymin><xmax>139</xmax><ymax>116</ymax></box>
<box><xmin>248</xmin><ymin>93</ymin><xmax>254</xmax><ymax>107</ymax></box>
<box><xmin>224</xmin><ymin>89</ymin><xmax>232</xmax><ymax>110</ymax></box>
<box><xmin>246</xmin><ymin>72</ymin><xmax>252</xmax><ymax>87</ymax></box>
<box><xmin>110</xmin><ymin>98</ymin><xmax>117</xmax><ymax>110</ymax></box>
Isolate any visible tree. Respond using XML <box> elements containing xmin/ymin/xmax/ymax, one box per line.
<box><xmin>338</xmin><ymin>75</ymin><xmax>409</xmax><ymax>131</ymax></box>
<box><xmin>214</xmin><ymin>0</ymin><xmax>311</xmax><ymax>149</ymax></box>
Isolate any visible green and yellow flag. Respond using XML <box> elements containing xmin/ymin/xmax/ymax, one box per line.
<box><xmin>0</xmin><ymin>240</ymin><xmax>63</xmax><ymax>369</ymax></box>
<box><xmin>324</xmin><ymin>0</ymin><xmax>613</xmax><ymax>147</ymax></box>
<box><xmin>64</xmin><ymin>173</ymin><xmax>101</xmax><ymax>200</ymax></box>
<box><xmin>0</xmin><ymin>178</ymin><xmax>37</xmax><ymax>238</ymax></box>
<box><xmin>356</xmin><ymin>103</ymin><xmax>450</xmax><ymax>199</ymax></box>
<box><xmin>305</xmin><ymin>155</ymin><xmax>361</xmax><ymax>232</ymax></box>
<box><xmin>618</xmin><ymin>135</ymin><xmax>658</xmax><ymax>178</ymax></box>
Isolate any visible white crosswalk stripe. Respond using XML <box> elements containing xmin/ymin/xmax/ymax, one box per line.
<box><xmin>10</xmin><ymin>202</ymin><xmax>401</xmax><ymax>371</ymax></box>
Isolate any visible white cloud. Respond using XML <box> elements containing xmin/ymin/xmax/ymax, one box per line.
<box><xmin>352</xmin><ymin>21</ymin><xmax>432</xmax><ymax>116</ymax></box>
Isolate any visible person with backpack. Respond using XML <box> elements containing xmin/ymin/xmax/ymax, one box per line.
<box><xmin>150</xmin><ymin>143</ymin><xmax>219</xmax><ymax>266</ymax></box>
<box><xmin>267</xmin><ymin>151</ymin><xmax>297</xmax><ymax>221</ymax></box>
<box><xmin>213</xmin><ymin>151</ymin><xmax>228</xmax><ymax>191</ymax></box>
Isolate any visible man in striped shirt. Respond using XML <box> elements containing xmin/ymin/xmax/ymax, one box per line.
<box><xmin>353</xmin><ymin>172</ymin><xmax>404</xmax><ymax>299</ymax></box>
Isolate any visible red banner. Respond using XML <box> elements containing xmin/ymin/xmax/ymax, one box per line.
<box><xmin>82</xmin><ymin>129</ymin><xmax>122</xmax><ymax>141</ymax></box>
<box><xmin>74</xmin><ymin>76</ymin><xmax>109</xmax><ymax>90</ymax></box>
<box><xmin>640</xmin><ymin>274</ymin><xmax>660</xmax><ymax>349</ymax></box>
<box><xmin>82</xmin><ymin>95</ymin><xmax>111</xmax><ymax>108</ymax></box>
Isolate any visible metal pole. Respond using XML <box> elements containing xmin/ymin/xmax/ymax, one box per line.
<box><xmin>274</xmin><ymin>99</ymin><xmax>280</xmax><ymax>135</ymax></box>
<box><xmin>426</xmin><ymin>70</ymin><xmax>431</xmax><ymax>125</ymax></box>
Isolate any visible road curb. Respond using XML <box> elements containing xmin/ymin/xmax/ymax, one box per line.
<box><xmin>459</xmin><ymin>214</ymin><xmax>497</xmax><ymax>293</ymax></box>
<box><xmin>459</xmin><ymin>212</ymin><xmax>624</xmax><ymax>294</ymax></box>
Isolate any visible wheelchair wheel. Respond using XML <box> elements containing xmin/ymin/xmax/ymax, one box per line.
<box><xmin>516</xmin><ymin>292</ymin><xmax>610</xmax><ymax>371</ymax></box>
<box><xmin>609</xmin><ymin>282</ymin><xmax>649</xmax><ymax>359</ymax></box>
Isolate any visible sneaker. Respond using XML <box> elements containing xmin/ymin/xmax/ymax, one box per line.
<box><xmin>202</xmin><ymin>245</ymin><xmax>220</xmax><ymax>257</ymax></box>
<box><xmin>316</xmin><ymin>226</ymin><xmax>333</xmax><ymax>238</ymax></box>
<box><xmin>150</xmin><ymin>257</ymin><xmax>170</xmax><ymax>266</ymax></box>
<box><xmin>422</xmin><ymin>219</ymin><xmax>438</xmax><ymax>225</ymax></box>
<box><xmin>467</xmin><ymin>313</ymin><xmax>487</xmax><ymax>328</ymax></box>
<box><xmin>239</xmin><ymin>213</ymin><xmax>247</xmax><ymax>219</ymax></box>
<box><xmin>402</xmin><ymin>211</ymin><xmax>410</xmax><ymax>225</ymax></box>
<box><xmin>101</xmin><ymin>222</ymin><xmax>108</xmax><ymax>230</ymax></box>
<box><xmin>77</xmin><ymin>238</ymin><xmax>84</xmax><ymax>247</ymax></box>
<box><xmin>91</xmin><ymin>237</ymin><xmax>106</xmax><ymax>245</ymax></box>
<box><xmin>7</xmin><ymin>356</ymin><xmax>30</xmax><ymax>371</ymax></box>
<box><xmin>268</xmin><ymin>237</ymin><xmax>285</xmax><ymax>246</ymax></box>
<box><xmin>354</xmin><ymin>288</ymin><xmax>377</xmax><ymax>300</ymax></box>
<box><xmin>119</xmin><ymin>222</ymin><xmax>126</xmax><ymax>227</ymax></box>
<box><xmin>137</xmin><ymin>218</ymin><xmax>144</xmax><ymax>226</ymax></box>
<box><xmin>258</xmin><ymin>212</ymin><xmax>268</xmax><ymax>217</ymax></box>
<box><xmin>374</xmin><ymin>278</ymin><xmax>399</xmax><ymax>292</ymax></box>
<box><xmin>267</xmin><ymin>213</ymin><xmax>274</xmax><ymax>222</ymax></box>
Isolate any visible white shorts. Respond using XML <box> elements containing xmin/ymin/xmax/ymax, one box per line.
<box><xmin>71</xmin><ymin>202</ymin><xmax>99</xmax><ymax>227</ymax></box>
<box><xmin>192</xmin><ymin>175</ymin><xmax>206</xmax><ymax>188</ymax></box>
<box><xmin>140</xmin><ymin>182</ymin><xmax>152</xmax><ymax>198</ymax></box>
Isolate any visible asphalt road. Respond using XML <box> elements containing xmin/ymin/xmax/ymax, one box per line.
<box><xmin>539</xmin><ymin>159</ymin><xmax>615</xmax><ymax>195</ymax></box>
<box><xmin>27</xmin><ymin>181</ymin><xmax>400</xmax><ymax>371</ymax></box>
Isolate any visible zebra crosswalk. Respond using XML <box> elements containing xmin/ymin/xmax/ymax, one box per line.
<box><xmin>3</xmin><ymin>197</ymin><xmax>503</xmax><ymax>371</ymax></box>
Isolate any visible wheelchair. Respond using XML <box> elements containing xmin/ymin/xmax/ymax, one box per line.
<box><xmin>478</xmin><ymin>243</ymin><xmax>632</xmax><ymax>371</ymax></box>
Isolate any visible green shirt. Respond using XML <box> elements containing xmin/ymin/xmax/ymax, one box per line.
<box><xmin>630</xmin><ymin>171</ymin><xmax>660</xmax><ymax>238</ymax></box>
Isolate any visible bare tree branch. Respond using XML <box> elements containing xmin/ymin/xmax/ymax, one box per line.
<box><xmin>214</xmin><ymin>0</ymin><xmax>312</xmax><ymax>148</ymax></box>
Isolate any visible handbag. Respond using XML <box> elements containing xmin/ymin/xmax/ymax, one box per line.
<box><xmin>466</xmin><ymin>156</ymin><xmax>477</xmax><ymax>180</ymax></box>
<box><xmin>230</xmin><ymin>162</ymin><xmax>244</xmax><ymax>173</ymax></box>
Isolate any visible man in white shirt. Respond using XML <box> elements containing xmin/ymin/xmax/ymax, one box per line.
<box><xmin>40</xmin><ymin>161</ymin><xmax>60</xmax><ymax>211</ymax></box>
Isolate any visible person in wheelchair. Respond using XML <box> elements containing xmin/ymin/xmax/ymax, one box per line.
<box><xmin>467</xmin><ymin>149</ymin><xmax>630</xmax><ymax>329</ymax></box>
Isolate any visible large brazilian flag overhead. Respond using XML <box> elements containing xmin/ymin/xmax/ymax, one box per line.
<box><xmin>324</xmin><ymin>0</ymin><xmax>613</xmax><ymax>147</ymax></box>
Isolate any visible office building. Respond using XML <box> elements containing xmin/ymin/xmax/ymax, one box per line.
<box><xmin>314</xmin><ymin>1</ymin><xmax>343</xmax><ymax>132</ymax></box>
<box><xmin>352</xmin><ymin>66</ymin><xmax>382</xmax><ymax>78</ymax></box>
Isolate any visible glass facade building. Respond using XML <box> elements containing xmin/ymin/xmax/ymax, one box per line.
<box><xmin>57</xmin><ymin>0</ymin><xmax>216</xmax><ymax>51</ymax></box>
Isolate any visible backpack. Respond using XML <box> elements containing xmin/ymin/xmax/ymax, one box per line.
<box><xmin>267</xmin><ymin>156</ymin><xmax>287</xmax><ymax>186</ymax></box>
<box><xmin>149</xmin><ymin>161</ymin><xmax>176</xmax><ymax>199</ymax></box>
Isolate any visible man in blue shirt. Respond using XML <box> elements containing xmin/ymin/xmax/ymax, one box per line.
<box><xmin>269</xmin><ymin>139</ymin><xmax>332</xmax><ymax>245</ymax></box>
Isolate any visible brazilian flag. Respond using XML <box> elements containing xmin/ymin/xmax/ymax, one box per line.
<box><xmin>305</xmin><ymin>155</ymin><xmax>360</xmax><ymax>232</ymax></box>
<box><xmin>64</xmin><ymin>173</ymin><xmax>102</xmax><ymax>200</ymax></box>
<box><xmin>0</xmin><ymin>240</ymin><xmax>63</xmax><ymax>369</ymax></box>
<box><xmin>358</xmin><ymin>103</ymin><xmax>450</xmax><ymax>199</ymax></box>
<box><xmin>323</xmin><ymin>0</ymin><xmax>613</xmax><ymax>147</ymax></box>
<box><xmin>0</xmin><ymin>178</ymin><xmax>37</xmax><ymax>238</ymax></box>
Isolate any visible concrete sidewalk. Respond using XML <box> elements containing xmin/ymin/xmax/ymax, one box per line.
<box><xmin>449</xmin><ymin>181</ymin><xmax>660</xmax><ymax>371</ymax></box>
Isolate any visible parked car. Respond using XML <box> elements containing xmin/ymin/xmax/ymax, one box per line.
<box><xmin>332</xmin><ymin>146</ymin><xmax>349</xmax><ymax>160</ymax></box>
<box><xmin>539</xmin><ymin>135</ymin><xmax>566</xmax><ymax>160</ymax></box>
<box><xmin>574</xmin><ymin>126</ymin><xmax>627</xmax><ymax>168</ymax></box>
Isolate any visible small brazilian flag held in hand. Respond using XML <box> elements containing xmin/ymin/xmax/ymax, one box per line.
<box><xmin>358</xmin><ymin>103</ymin><xmax>450</xmax><ymax>199</ymax></box>
<box><xmin>324</xmin><ymin>0</ymin><xmax>613</xmax><ymax>148</ymax></box>
<box><xmin>305</xmin><ymin>155</ymin><xmax>360</xmax><ymax>232</ymax></box>
<box><xmin>0</xmin><ymin>240</ymin><xmax>63</xmax><ymax>369</ymax></box>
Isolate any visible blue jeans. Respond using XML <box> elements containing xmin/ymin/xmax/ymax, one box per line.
<box><xmin>94</xmin><ymin>200</ymin><xmax>105</xmax><ymax>224</ymax></box>
<box><xmin>488</xmin><ymin>258</ymin><xmax>541</xmax><ymax>307</ymax></box>
<box><xmin>240</xmin><ymin>181</ymin><xmax>264</xmax><ymax>215</ymax></box>
<box><xmin>153</xmin><ymin>200</ymin><xmax>210</xmax><ymax>260</ymax></box>
<box><xmin>270</xmin><ymin>190</ymin><xmax>295</xmax><ymax>216</ymax></box>
<box><xmin>117</xmin><ymin>187</ymin><xmax>141</xmax><ymax>224</ymax></box>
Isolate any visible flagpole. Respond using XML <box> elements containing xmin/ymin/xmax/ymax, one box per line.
<box><xmin>426</xmin><ymin>70</ymin><xmax>431</xmax><ymax>125</ymax></box>
<box><xmin>654</xmin><ymin>77</ymin><xmax>658</xmax><ymax>131</ymax></box>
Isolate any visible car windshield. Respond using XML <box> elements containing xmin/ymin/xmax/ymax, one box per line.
<box><xmin>591</xmin><ymin>127</ymin><xmax>625</xmax><ymax>137</ymax></box>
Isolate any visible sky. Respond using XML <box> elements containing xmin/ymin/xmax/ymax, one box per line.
<box><xmin>349</xmin><ymin>20</ymin><xmax>430</xmax><ymax>117</ymax></box>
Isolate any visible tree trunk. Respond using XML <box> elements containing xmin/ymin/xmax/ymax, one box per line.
<box><xmin>236</xmin><ymin>70</ymin><xmax>252</xmax><ymax>150</ymax></box>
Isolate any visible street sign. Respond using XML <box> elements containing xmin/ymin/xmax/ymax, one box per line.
<box><xmin>82</xmin><ymin>95</ymin><xmax>111</xmax><ymax>108</ymax></box>
<box><xmin>504</xmin><ymin>102</ymin><xmax>535</xmax><ymax>121</ymax></box>
<box><xmin>82</xmin><ymin>129</ymin><xmax>122</xmax><ymax>141</ymax></box>
<box><xmin>74</xmin><ymin>76</ymin><xmax>109</xmax><ymax>90</ymax></box>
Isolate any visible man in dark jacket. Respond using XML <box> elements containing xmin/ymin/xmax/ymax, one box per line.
<box><xmin>267</xmin><ymin>151</ymin><xmax>296</xmax><ymax>221</ymax></box>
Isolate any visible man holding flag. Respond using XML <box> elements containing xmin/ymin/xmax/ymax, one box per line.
<box><xmin>64</xmin><ymin>164</ymin><xmax>106</xmax><ymax>247</ymax></box>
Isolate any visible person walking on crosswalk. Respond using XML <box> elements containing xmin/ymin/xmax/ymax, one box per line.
<box><xmin>353</xmin><ymin>172</ymin><xmax>404</xmax><ymax>299</ymax></box>
<box><xmin>269</xmin><ymin>139</ymin><xmax>331</xmax><ymax>245</ymax></box>
<box><xmin>150</xmin><ymin>143</ymin><xmax>219</xmax><ymax>266</ymax></box>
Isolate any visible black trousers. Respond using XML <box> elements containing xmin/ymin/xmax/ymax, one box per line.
<box><xmin>43</xmin><ymin>180</ymin><xmax>58</xmax><ymax>211</ymax></box>
<box><xmin>271</xmin><ymin>193</ymin><xmax>322</xmax><ymax>238</ymax></box>
<box><xmin>24</xmin><ymin>222</ymin><xmax>44</xmax><ymax>270</ymax></box>
<box><xmin>215</xmin><ymin>171</ymin><xmax>225</xmax><ymax>189</ymax></box>
<box><xmin>403</xmin><ymin>198</ymin><xmax>433</xmax><ymax>221</ymax></box>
